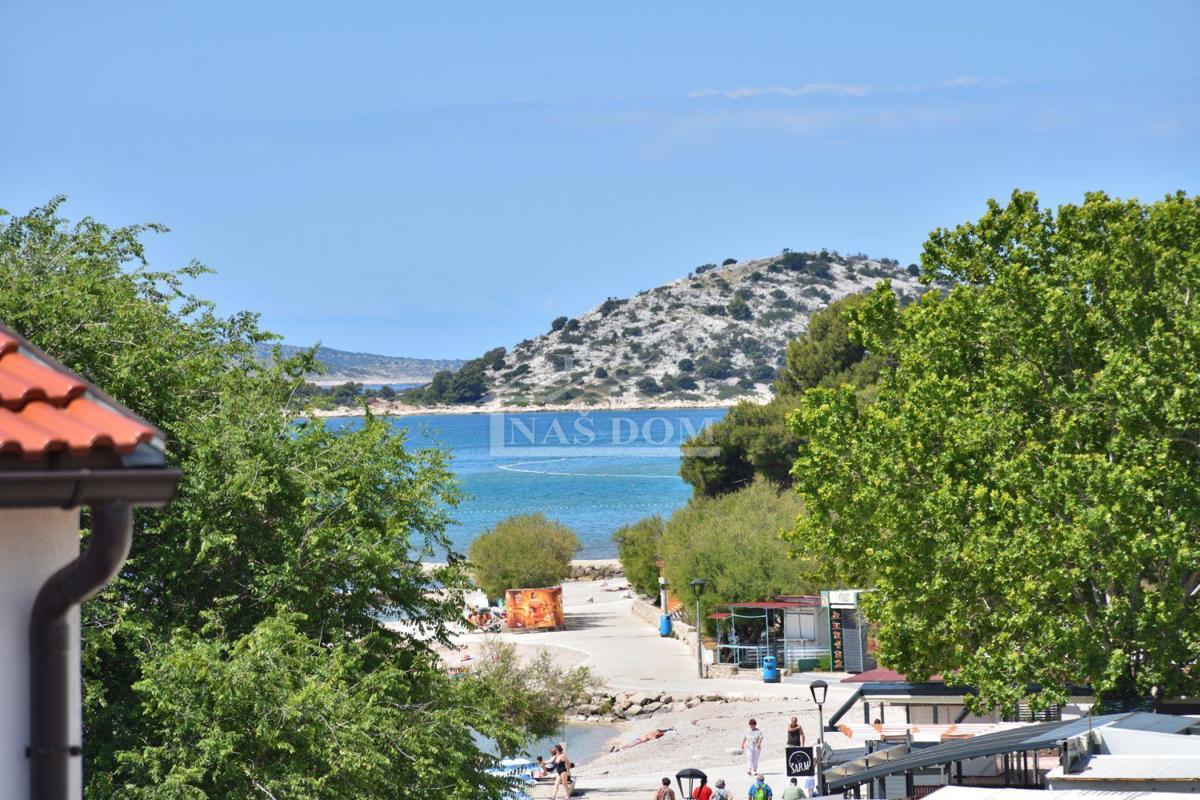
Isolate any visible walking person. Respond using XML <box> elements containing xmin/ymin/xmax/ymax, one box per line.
<box><xmin>786</xmin><ymin>716</ymin><xmax>805</xmax><ymax>747</ymax></box>
<box><xmin>549</xmin><ymin>745</ymin><xmax>572</xmax><ymax>800</ymax></box>
<box><xmin>656</xmin><ymin>777</ymin><xmax>677</xmax><ymax>800</ymax></box>
<box><xmin>741</xmin><ymin>718</ymin><xmax>764</xmax><ymax>775</ymax></box>
<box><xmin>747</xmin><ymin>774</ymin><xmax>773</xmax><ymax>800</ymax></box>
<box><xmin>781</xmin><ymin>777</ymin><xmax>803</xmax><ymax>800</ymax></box>
<box><xmin>711</xmin><ymin>779</ymin><xmax>732</xmax><ymax>800</ymax></box>
<box><xmin>692</xmin><ymin>775</ymin><xmax>713</xmax><ymax>800</ymax></box>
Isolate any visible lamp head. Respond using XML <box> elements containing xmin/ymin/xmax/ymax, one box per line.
<box><xmin>658</xmin><ymin>575</ymin><xmax>667</xmax><ymax>586</ymax></box>
<box><xmin>689</xmin><ymin>577</ymin><xmax>706</xmax><ymax>597</ymax></box>
<box><xmin>810</xmin><ymin>678</ymin><xmax>828</xmax><ymax>706</ymax></box>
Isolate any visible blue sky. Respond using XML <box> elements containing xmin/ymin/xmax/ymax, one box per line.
<box><xmin>3</xmin><ymin>2</ymin><xmax>1197</xmax><ymax>358</ymax></box>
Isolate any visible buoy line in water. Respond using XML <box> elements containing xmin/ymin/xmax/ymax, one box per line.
<box><xmin>495</xmin><ymin>458</ymin><xmax>679</xmax><ymax>479</ymax></box>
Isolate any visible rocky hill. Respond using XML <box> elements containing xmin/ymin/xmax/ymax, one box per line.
<box><xmin>255</xmin><ymin>343</ymin><xmax>464</xmax><ymax>384</ymax></box>
<box><xmin>409</xmin><ymin>251</ymin><xmax>924</xmax><ymax>409</ymax></box>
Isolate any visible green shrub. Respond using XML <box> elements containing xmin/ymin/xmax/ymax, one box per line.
<box><xmin>727</xmin><ymin>295</ymin><xmax>752</xmax><ymax>321</ymax></box>
<box><xmin>635</xmin><ymin>376</ymin><xmax>662</xmax><ymax>395</ymax></box>
<box><xmin>658</xmin><ymin>480</ymin><xmax>818</xmax><ymax>626</ymax></box>
<box><xmin>613</xmin><ymin>516</ymin><xmax>665</xmax><ymax>597</ymax></box>
<box><xmin>468</xmin><ymin>514</ymin><xmax>579</xmax><ymax>600</ymax></box>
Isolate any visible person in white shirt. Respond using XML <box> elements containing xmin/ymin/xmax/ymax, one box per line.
<box><xmin>740</xmin><ymin>718</ymin><xmax>764</xmax><ymax>775</ymax></box>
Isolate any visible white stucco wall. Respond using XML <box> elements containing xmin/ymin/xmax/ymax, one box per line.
<box><xmin>0</xmin><ymin>508</ymin><xmax>82</xmax><ymax>799</ymax></box>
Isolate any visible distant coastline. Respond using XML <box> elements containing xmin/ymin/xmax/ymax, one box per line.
<box><xmin>309</xmin><ymin>395</ymin><xmax>757</xmax><ymax>418</ymax></box>
<box><xmin>307</xmin><ymin>377</ymin><xmax>428</xmax><ymax>387</ymax></box>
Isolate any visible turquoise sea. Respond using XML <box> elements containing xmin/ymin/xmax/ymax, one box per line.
<box><xmin>326</xmin><ymin>407</ymin><xmax>726</xmax><ymax>558</ymax></box>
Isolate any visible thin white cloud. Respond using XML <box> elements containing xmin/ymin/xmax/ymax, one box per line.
<box><xmin>690</xmin><ymin>77</ymin><xmax>1009</xmax><ymax>99</ymax></box>
<box><xmin>937</xmin><ymin>75</ymin><xmax>1010</xmax><ymax>89</ymax></box>
<box><xmin>689</xmin><ymin>83</ymin><xmax>871</xmax><ymax>99</ymax></box>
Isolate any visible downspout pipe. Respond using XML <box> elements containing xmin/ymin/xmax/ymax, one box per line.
<box><xmin>28</xmin><ymin>502</ymin><xmax>133</xmax><ymax>800</ymax></box>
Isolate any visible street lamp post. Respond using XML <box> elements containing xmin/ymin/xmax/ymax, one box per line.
<box><xmin>810</xmin><ymin>679</ymin><xmax>828</xmax><ymax>795</ymax></box>
<box><xmin>689</xmin><ymin>578</ymin><xmax>706</xmax><ymax>679</ymax></box>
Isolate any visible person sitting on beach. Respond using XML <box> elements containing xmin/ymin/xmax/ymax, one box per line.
<box><xmin>655</xmin><ymin>777</ymin><xmax>677</xmax><ymax>800</ymax></box>
<box><xmin>533</xmin><ymin>756</ymin><xmax>550</xmax><ymax>779</ymax></box>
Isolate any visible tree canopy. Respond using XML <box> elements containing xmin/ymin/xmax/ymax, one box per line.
<box><xmin>789</xmin><ymin>191</ymin><xmax>1200</xmax><ymax>711</ymax></box>
<box><xmin>657</xmin><ymin>479</ymin><xmax>818</xmax><ymax>625</ymax></box>
<box><xmin>0</xmin><ymin>199</ymin><xmax>554</xmax><ymax>798</ymax></box>
<box><xmin>468</xmin><ymin>513</ymin><xmax>580</xmax><ymax>599</ymax></box>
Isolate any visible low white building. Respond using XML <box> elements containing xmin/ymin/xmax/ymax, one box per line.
<box><xmin>1046</xmin><ymin>718</ymin><xmax>1200</xmax><ymax>791</ymax></box>
<box><xmin>0</xmin><ymin>325</ymin><xmax>179</xmax><ymax>799</ymax></box>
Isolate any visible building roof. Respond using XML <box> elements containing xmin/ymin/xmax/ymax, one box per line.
<box><xmin>719</xmin><ymin>600</ymin><xmax>817</xmax><ymax>610</ymax></box>
<box><xmin>0</xmin><ymin>328</ymin><xmax>161</xmax><ymax>459</ymax></box>
<box><xmin>843</xmin><ymin>668</ymin><xmax>945</xmax><ymax>683</ymax></box>
<box><xmin>0</xmin><ymin>324</ymin><xmax>178</xmax><ymax>508</ymax></box>
<box><xmin>823</xmin><ymin>713</ymin><xmax>1200</xmax><ymax>791</ymax></box>
<box><xmin>1050</xmin><ymin>755</ymin><xmax>1200</xmax><ymax>782</ymax></box>
<box><xmin>929</xmin><ymin>787</ymin><xmax>1198</xmax><ymax>800</ymax></box>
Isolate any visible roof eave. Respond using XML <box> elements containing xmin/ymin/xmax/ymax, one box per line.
<box><xmin>0</xmin><ymin>467</ymin><xmax>182</xmax><ymax>509</ymax></box>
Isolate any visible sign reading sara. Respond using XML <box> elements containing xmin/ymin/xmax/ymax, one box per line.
<box><xmin>786</xmin><ymin>745</ymin><xmax>815</xmax><ymax>777</ymax></box>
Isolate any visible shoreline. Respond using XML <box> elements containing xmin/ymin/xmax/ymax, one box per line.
<box><xmin>309</xmin><ymin>396</ymin><xmax>753</xmax><ymax>418</ymax></box>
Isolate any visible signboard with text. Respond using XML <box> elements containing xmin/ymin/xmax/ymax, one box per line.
<box><xmin>828</xmin><ymin>607</ymin><xmax>845</xmax><ymax>671</ymax></box>
<box><xmin>786</xmin><ymin>746</ymin><xmax>815</xmax><ymax>777</ymax></box>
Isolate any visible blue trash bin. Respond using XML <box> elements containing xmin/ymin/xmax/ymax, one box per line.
<box><xmin>761</xmin><ymin>655</ymin><xmax>780</xmax><ymax>683</ymax></box>
<box><xmin>659</xmin><ymin>614</ymin><xmax>673</xmax><ymax>637</ymax></box>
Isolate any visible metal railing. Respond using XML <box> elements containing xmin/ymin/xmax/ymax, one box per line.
<box><xmin>717</xmin><ymin>641</ymin><xmax>826</xmax><ymax>668</ymax></box>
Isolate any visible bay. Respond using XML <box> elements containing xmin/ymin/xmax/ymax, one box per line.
<box><xmin>325</xmin><ymin>407</ymin><xmax>726</xmax><ymax>558</ymax></box>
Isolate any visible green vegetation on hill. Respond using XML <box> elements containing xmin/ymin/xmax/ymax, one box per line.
<box><xmin>680</xmin><ymin>293</ymin><xmax>883</xmax><ymax>496</ymax></box>
<box><xmin>292</xmin><ymin>380</ymin><xmax>398</xmax><ymax>408</ymax></box>
<box><xmin>253</xmin><ymin>342</ymin><xmax>463</xmax><ymax>381</ymax></box>
<box><xmin>789</xmin><ymin>190</ymin><xmax>1200</xmax><ymax>712</ymax></box>
<box><xmin>406</xmin><ymin>250</ymin><xmax>921</xmax><ymax>408</ymax></box>
<box><xmin>0</xmin><ymin>199</ymin><xmax>573</xmax><ymax>799</ymax></box>
<box><xmin>403</xmin><ymin>346</ymin><xmax>505</xmax><ymax>405</ymax></box>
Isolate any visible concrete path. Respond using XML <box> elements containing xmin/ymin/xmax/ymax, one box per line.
<box><xmin>459</xmin><ymin>582</ymin><xmax>855</xmax><ymax>702</ymax></box>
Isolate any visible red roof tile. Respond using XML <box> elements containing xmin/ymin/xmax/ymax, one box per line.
<box><xmin>841</xmin><ymin>668</ymin><xmax>946</xmax><ymax>683</ymax></box>
<box><xmin>0</xmin><ymin>327</ymin><xmax>160</xmax><ymax>460</ymax></box>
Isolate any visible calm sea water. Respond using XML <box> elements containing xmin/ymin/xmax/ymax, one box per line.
<box><xmin>325</xmin><ymin>407</ymin><xmax>725</xmax><ymax>558</ymax></box>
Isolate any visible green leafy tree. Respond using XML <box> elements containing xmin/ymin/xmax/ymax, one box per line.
<box><xmin>468</xmin><ymin>514</ymin><xmax>580</xmax><ymax>599</ymax></box>
<box><xmin>774</xmin><ymin>292</ymin><xmax>882</xmax><ymax>396</ymax></box>
<box><xmin>659</xmin><ymin>480</ymin><xmax>817</xmax><ymax>624</ymax></box>
<box><xmin>788</xmin><ymin>191</ymin><xmax>1200</xmax><ymax>712</ymax></box>
<box><xmin>470</xmin><ymin>639</ymin><xmax>599</xmax><ymax>737</ymax></box>
<box><xmin>680</xmin><ymin>294</ymin><xmax>881</xmax><ymax>496</ymax></box>
<box><xmin>124</xmin><ymin>614</ymin><xmax>523</xmax><ymax>799</ymax></box>
<box><xmin>403</xmin><ymin>347</ymin><xmax>502</xmax><ymax>405</ymax></box>
<box><xmin>0</xmin><ymin>199</ymin><xmax>543</xmax><ymax>797</ymax></box>
<box><xmin>613</xmin><ymin>516</ymin><xmax>665</xmax><ymax>597</ymax></box>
